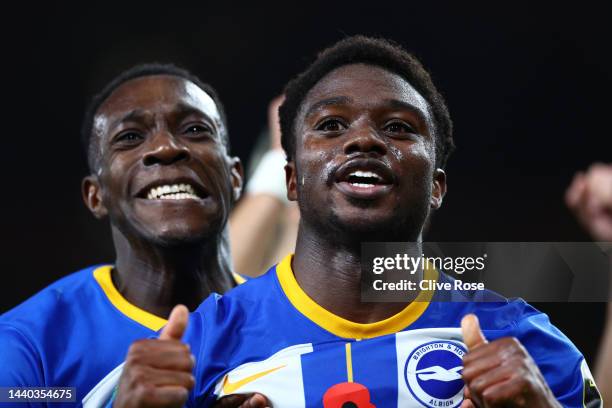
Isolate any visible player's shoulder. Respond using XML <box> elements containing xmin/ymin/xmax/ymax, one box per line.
<box><xmin>226</xmin><ymin>264</ymin><xmax>279</xmax><ymax>301</ymax></box>
<box><xmin>429</xmin><ymin>274</ymin><xmax>584</xmax><ymax>364</ymax></box>
<box><xmin>435</xmin><ymin>271</ymin><xmax>579</xmax><ymax>354</ymax></box>
<box><xmin>465</xmin><ymin>295</ymin><xmax>541</xmax><ymax>332</ymax></box>
<box><xmin>428</xmin><ymin>271</ymin><xmax>537</xmax><ymax>331</ymax></box>
<box><xmin>192</xmin><ymin>265</ymin><xmax>279</xmax><ymax>321</ymax></box>
<box><xmin>187</xmin><ymin>265</ymin><xmax>284</xmax><ymax>346</ymax></box>
<box><xmin>0</xmin><ymin>265</ymin><xmax>108</xmax><ymax>334</ymax></box>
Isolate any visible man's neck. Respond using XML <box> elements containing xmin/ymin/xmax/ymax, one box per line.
<box><xmin>111</xmin><ymin>227</ymin><xmax>235</xmax><ymax>318</ymax></box>
<box><xmin>292</xmin><ymin>222</ymin><xmax>423</xmax><ymax>324</ymax></box>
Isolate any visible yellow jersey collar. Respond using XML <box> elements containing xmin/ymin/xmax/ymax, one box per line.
<box><xmin>275</xmin><ymin>254</ymin><xmax>437</xmax><ymax>339</ymax></box>
<box><xmin>93</xmin><ymin>265</ymin><xmax>168</xmax><ymax>331</ymax></box>
<box><xmin>93</xmin><ymin>266</ymin><xmax>246</xmax><ymax>331</ymax></box>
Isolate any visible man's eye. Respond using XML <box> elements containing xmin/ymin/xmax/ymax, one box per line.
<box><xmin>316</xmin><ymin>119</ymin><xmax>346</xmax><ymax>132</ymax></box>
<box><xmin>384</xmin><ymin>121</ymin><xmax>416</xmax><ymax>134</ymax></box>
<box><xmin>185</xmin><ymin>124</ymin><xmax>213</xmax><ymax>135</ymax></box>
<box><xmin>116</xmin><ymin>132</ymin><xmax>143</xmax><ymax>142</ymax></box>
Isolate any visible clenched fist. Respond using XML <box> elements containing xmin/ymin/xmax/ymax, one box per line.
<box><xmin>566</xmin><ymin>163</ymin><xmax>612</xmax><ymax>241</ymax></box>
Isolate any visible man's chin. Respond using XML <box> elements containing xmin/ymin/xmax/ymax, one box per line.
<box><xmin>329</xmin><ymin>212</ymin><xmax>402</xmax><ymax>238</ymax></box>
<box><xmin>142</xmin><ymin>224</ymin><xmax>219</xmax><ymax>248</ymax></box>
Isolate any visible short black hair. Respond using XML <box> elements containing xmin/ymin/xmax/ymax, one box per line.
<box><xmin>81</xmin><ymin>63</ymin><xmax>229</xmax><ymax>172</ymax></box>
<box><xmin>279</xmin><ymin>36</ymin><xmax>454</xmax><ymax>169</ymax></box>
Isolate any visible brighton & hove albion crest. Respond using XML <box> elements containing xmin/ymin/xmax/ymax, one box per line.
<box><xmin>404</xmin><ymin>340</ymin><xmax>466</xmax><ymax>408</ymax></box>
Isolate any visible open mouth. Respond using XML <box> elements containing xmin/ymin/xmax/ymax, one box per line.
<box><xmin>343</xmin><ymin>170</ymin><xmax>387</xmax><ymax>188</ymax></box>
<box><xmin>137</xmin><ymin>180</ymin><xmax>209</xmax><ymax>201</ymax></box>
<box><xmin>334</xmin><ymin>160</ymin><xmax>394</xmax><ymax>199</ymax></box>
<box><xmin>146</xmin><ymin>183</ymin><xmax>200</xmax><ymax>200</ymax></box>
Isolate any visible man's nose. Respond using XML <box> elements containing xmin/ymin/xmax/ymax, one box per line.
<box><xmin>343</xmin><ymin>126</ymin><xmax>387</xmax><ymax>156</ymax></box>
<box><xmin>142</xmin><ymin>131</ymin><xmax>190</xmax><ymax>166</ymax></box>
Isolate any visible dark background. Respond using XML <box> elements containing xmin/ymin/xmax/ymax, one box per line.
<box><xmin>2</xmin><ymin>3</ymin><xmax>610</xmax><ymax>366</ymax></box>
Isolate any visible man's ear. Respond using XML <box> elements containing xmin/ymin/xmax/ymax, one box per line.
<box><xmin>229</xmin><ymin>157</ymin><xmax>244</xmax><ymax>202</ymax></box>
<box><xmin>431</xmin><ymin>169</ymin><xmax>447</xmax><ymax>210</ymax></box>
<box><xmin>82</xmin><ymin>175</ymin><xmax>108</xmax><ymax>219</ymax></box>
<box><xmin>285</xmin><ymin>161</ymin><xmax>298</xmax><ymax>202</ymax></box>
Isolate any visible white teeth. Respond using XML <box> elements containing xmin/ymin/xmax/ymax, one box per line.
<box><xmin>146</xmin><ymin>183</ymin><xmax>199</xmax><ymax>200</ymax></box>
<box><xmin>159</xmin><ymin>193</ymin><xmax>199</xmax><ymax>200</ymax></box>
<box><xmin>351</xmin><ymin>170</ymin><xmax>377</xmax><ymax>177</ymax></box>
<box><xmin>349</xmin><ymin>170</ymin><xmax>382</xmax><ymax>181</ymax></box>
<box><xmin>350</xmin><ymin>182</ymin><xmax>375</xmax><ymax>188</ymax></box>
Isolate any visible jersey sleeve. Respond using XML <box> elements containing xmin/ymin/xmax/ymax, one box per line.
<box><xmin>0</xmin><ymin>324</ymin><xmax>45</xmax><ymax>408</ymax></box>
<box><xmin>0</xmin><ymin>324</ymin><xmax>43</xmax><ymax>385</ymax></box>
<box><xmin>514</xmin><ymin>311</ymin><xmax>602</xmax><ymax>407</ymax></box>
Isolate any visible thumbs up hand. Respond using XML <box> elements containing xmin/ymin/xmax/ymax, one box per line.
<box><xmin>159</xmin><ymin>304</ymin><xmax>190</xmax><ymax>340</ymax></box>
<box><xmin>114</xmin><ymin>305</ymin><xmax>195</xmax><ymax>408</ymax></box>
<box><xmin>460</xmin><ymin>314</ymin><xmax>561</xmax><ymax>408</ymax></box>
<box><xmin>461</xmin><ymin>314</ymin><xmax>488</xmax><ymax>350</ymax></box>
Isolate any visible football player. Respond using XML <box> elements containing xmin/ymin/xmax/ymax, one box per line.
<box><xmin>110</xmin><ymin>37</ymin><xmax>602</xmax><ymax>407</ymax></box>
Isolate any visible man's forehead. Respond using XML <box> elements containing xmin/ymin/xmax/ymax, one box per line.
<box><xmin>96</xmin><ymin>75</ymin><xmax>221</xmax><ymax>124</ymax></box>
<box><xmin>303</xmin><ymin>64</ymin><xmax>430</xmax><ymax>117</ymax></box>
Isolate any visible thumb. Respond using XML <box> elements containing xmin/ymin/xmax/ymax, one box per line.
<box><xmin>242</xmin><ymin>393</ymin><xmax>269</xmax><ymax>408</ymax></box>
<box><xmin>461</xmin><ymin>385</ymin><xmax>476</xmax><ymax>408</ymax></box>
<box><xmin>461</xmin><ymin>314</ymin><xmax>488</xmax><ymax>350</ymax></box>
<box><xmin>160</xmin><ymin>304</ymin><xmax>189</xmax><ymax>340</ymax></box>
